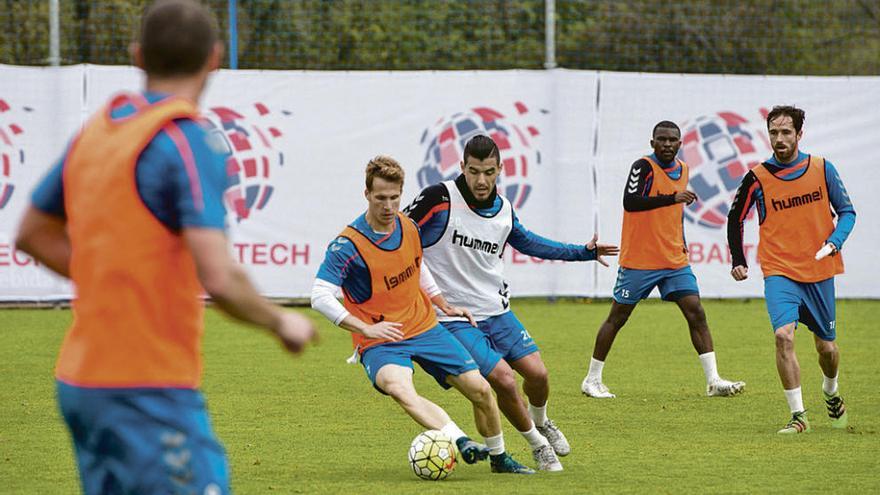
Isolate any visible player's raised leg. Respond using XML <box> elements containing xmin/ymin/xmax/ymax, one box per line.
<box><xmin>375</xmin><ymin>364</ymin><xmax>491</xmax><ymax>464</ymax></box>
<box><xmin>376</xmin><ymin>364</ymin><xmax>454</xmax><ymax>429</ymax></box>
<box><xmin>674</xmin><ymin>295</ymin><xmax>745</xmax><ymax>397</ymax></box>
<box><xmin>582</xmin><ymin>301</ymin><xmax>636</xmax><ymax>399</ymax></box>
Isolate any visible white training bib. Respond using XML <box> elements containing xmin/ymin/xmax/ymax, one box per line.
<box><xmin>423</xmin><ymin>181</ymin><xmax>514</xmax><ymax>321</ymax></box>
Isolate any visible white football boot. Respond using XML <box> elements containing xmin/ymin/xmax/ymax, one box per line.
<box><xmin>581</xmin><ymin>376</ymin><xmax>616</xmax><ymax>398</ymax></box>
<box><xmin>706</xmin><ymin>378</ymin><xmax>746</xmax><ymax>397</ymax></box>
<box><xmin>531</xmin><ymin>444</ymin><xmax>563</xmax><ymax>472</ymax></box>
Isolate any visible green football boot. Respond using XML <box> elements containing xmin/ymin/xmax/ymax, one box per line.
<box><xmin>824</xmin><ymin>390</ymin><xmax>848</xmax><ymax>429</ymax></box>
<box><xmin>777</xmin><ymin>410</ymin><xmax>811</xmax><ymax>434</ymax></box>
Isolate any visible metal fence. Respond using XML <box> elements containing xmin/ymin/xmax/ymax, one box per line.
<box><xmin>1</xmin><ymin>1</ymin><xmax>878</xmax><ymax>75</ymax></box>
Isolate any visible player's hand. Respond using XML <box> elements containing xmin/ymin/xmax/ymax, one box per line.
<box><xmin>439</xmin><ymin>305</ymin><xmax>477</xmax><ymax>327</ymax></box>
<box><xmin>731</xmin><ymin>265</ymin><xmax>748</xmax><ymax>281</ymax></box>
<box><xmin>363</xmin><ymin>321</ymin><xmax>404</xmax><ymax>341</ymax></box>
<box><xmin>674</xmin><ymin>191</ymin><xmax>697</xmax><ymax>204</ymax></box>
<box><xmin>815</xmin><ymin>242</ymin><xmax>838</xmax><ymax>260</ymax></box>
<box><xmin>274</xmin><ymin>310</ymin><xmax>318</xmax><ymax>354</ymax></box>
<box><xmin>586</xmin><ymin>233</ymin><xmax>619</xmax><ymax>267</ymax></box>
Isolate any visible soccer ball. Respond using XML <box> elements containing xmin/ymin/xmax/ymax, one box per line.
<box><xmin>408</xmin><ymin>430</ymin><xmax>457</xmax><ymax>481</ymax></box>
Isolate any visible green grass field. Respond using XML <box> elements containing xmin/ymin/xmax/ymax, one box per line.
<box><xmin>2</xmin><ymin>300</ymin><xmax>878</xmax><ymax>494</ymax></box>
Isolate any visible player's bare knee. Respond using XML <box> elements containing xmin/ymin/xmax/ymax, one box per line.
<box><xmin>487</xmin><ymin>366</ymin><xmax>517</xmax><ymax>396</ymax></box>
<box><xmin>467</xmin><ymin>378</ymin><xmax>494</xmax><ymax>406</ymax></box>
<box><xmin>774</xmin><ymin>330</ymin><xmax>795</xmax><ymax>350</ymax></box>
<box><xmin>524</xmin><ymin>364</ymin><xmax>549</xmax><ymax>387</ymax></box>
<box><xmin>382</xmin><ymin>381</ymin><xmax>416</xmax><ymax>404</ymax></box>
<box><xmin>607</xmin><ymin>312</ymin><xmax>629</xmax><ymax>330</ymax></box>
<box><xmin>684</xmin><ymin>306</ymin><xmax>707</xmax><ymax>326</ymax></box>
<box><xmin>815</xmin><ymin>339</ymin><xmax>837</xmax><ymax>357</ymax></box>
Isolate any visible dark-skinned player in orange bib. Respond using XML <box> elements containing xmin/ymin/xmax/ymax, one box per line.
<box><xmin>581</xmin><ymin>121</ymin><xmax>745</xmax><ymax>400</ymax></box>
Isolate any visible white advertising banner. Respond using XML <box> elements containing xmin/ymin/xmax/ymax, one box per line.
<box><xmin>0</xmin><ymin>66</ymin><xmax>83</xmax><ymax>300</ymax></box>
<box><xmin>594</xmin><ymin>72</ymin><xmax>880</xmax><ymax>299</ymax></box>
<box><xmin>3</xmin><ymin>66</ymin><xmax>599</xmax><ymax>300</ymax></box>
<box><xmin>0</xmin><ymin>65</ymin><xmax>876</xmax><ymax>300</ymax></box>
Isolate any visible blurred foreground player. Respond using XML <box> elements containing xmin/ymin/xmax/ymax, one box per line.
<box><xmin>15</xmin><ymin>1</ymin><xmax>316</xmax><ymax>492</ymax></box>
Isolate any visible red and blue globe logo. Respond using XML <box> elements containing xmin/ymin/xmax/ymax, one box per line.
<box><xmin>418</xmin><ymin>102</ymin><xmax>542</xmax><ymax>209</ymax></box>
<box><xmin>204</xmin><ymin>103</ymin><xmax>287</xmax><ymax>222</ymax></box>
<box><xmin>0</xmin><ymin>99</ymin><xmax>28</xmax><ymax>210</ymax></box>
<box><xmin>678</xmin><ymin>111</ymin><xmax>771</xmax><ymax>229</ymax></box>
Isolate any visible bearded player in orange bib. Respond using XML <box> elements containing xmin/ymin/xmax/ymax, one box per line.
<box><xmin>727</xmin><ymin>105</ymin><xmax>856</xmax><ymax>434</ymax></box>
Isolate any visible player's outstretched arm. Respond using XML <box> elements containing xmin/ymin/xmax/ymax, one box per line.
<box><xmin>586</xmin><ymin>233</ymin><xmax>619</xmax><ymax>267</ymax></box>
<box><xmin>184</xmin><ymin>227</ymin><xmax>316</xmax><ymax>354</ymax></box>
<box><xmin>15</xmin><ymin>206</ymin><xmax>71</xmax><ymax>278</ymax></box>
<box><xmin>508</xmin><ymin>214</ymin><xmax>599</xmax><ymax>262</ymax></box>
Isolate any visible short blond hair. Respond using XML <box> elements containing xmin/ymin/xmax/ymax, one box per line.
<box><xmin>365</xmin><ymin>155</ymin><xmax>405</xmax><ymax>191</ymax></box>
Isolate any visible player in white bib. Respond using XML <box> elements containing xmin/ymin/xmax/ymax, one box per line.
<box><xmin>406</xmin><ymin>135</ymin><xmax>618</xmax><ymax>471</ymax></box>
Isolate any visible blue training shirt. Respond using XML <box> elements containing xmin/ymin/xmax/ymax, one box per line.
<box><xmin>31</xmin><ymin>92</ymin><xmax>228</xmax><ymax>231</ymax></box>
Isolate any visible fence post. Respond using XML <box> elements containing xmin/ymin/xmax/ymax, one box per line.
<box><xmin>228</xmin><ymin>0</ymin><xmax>238</xmax><ymax>69</ymax></box>
<box><xmin>544</xmin><ymin>0</ymin><xmax>557</xmax><ymax>69</ymax></box>
<box><xmin>49</xmin><ymin>0</ymin><xmax>60</xmax><ymax>66</ymax></box>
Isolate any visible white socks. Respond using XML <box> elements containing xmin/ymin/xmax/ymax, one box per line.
<box><xmin>587</xmin><ymin>357</ymin><xmax>605</xmax><ymax>382</ymax></box>
<box><xmin>519</xmin><ymin>425</ymin><xmax>550</xmax><ymax>450</ymax></box>
<box><xmin>823</xmin><ymin>372</ymin><xmax>839</xmax><ymax>395</ymax></box>
<box><xmin>784</xmin><ymin>387</ymin><xmax>805</xmax><ymax>414</ymax></box>
<box><xmin>528</xmin><ymin>403</ymin><xmax>548</xmax><ymax>427</ymax></box>
<box><xmin>483</xmin><ymin>433</ymin><xmax>505</xmax><ymax>456</ymax></box>
<box><xmin>698</xmin><ymin>352</ymin><xmax>721</xmax><ymax>384</ymax></box>
<box><xmin>440</xmin><ymin>422</ymin><xmax>468</xmax><ymax>443</ymax></box>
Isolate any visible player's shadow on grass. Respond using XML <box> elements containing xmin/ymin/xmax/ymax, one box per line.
<box><xmin>334</xmin><ymin>465</ymin><xmax>477</xmax><ymax>484</ymax></box>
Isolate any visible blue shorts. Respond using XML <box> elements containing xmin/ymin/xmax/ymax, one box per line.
<box><xmin>613</xmin><ymin>265</ymin><xmax>700</xmax><ymax>305</ymax></box>
<box><xmin>442</xmin><ymin>320</ymin><xmax>504</xmax><ymax>377</ymax></box>
<box><xmin>360</xmin><ymin>324</ymin><xmax>478</xmax><ymax>393</ymax></box>
<box><xmin>57</xmin><ymin>381</ymin><xmax>230</xmax><ymax>495</ymax></box>
<box><xmin>764</xmin><ymin>275</ymin><xmax>837</xmax><ymax>341</ymax></box>
<box><xmin>460</xmin><ymin>311</ymin><xmax>540</xmax><ymax>363</ymax></box>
